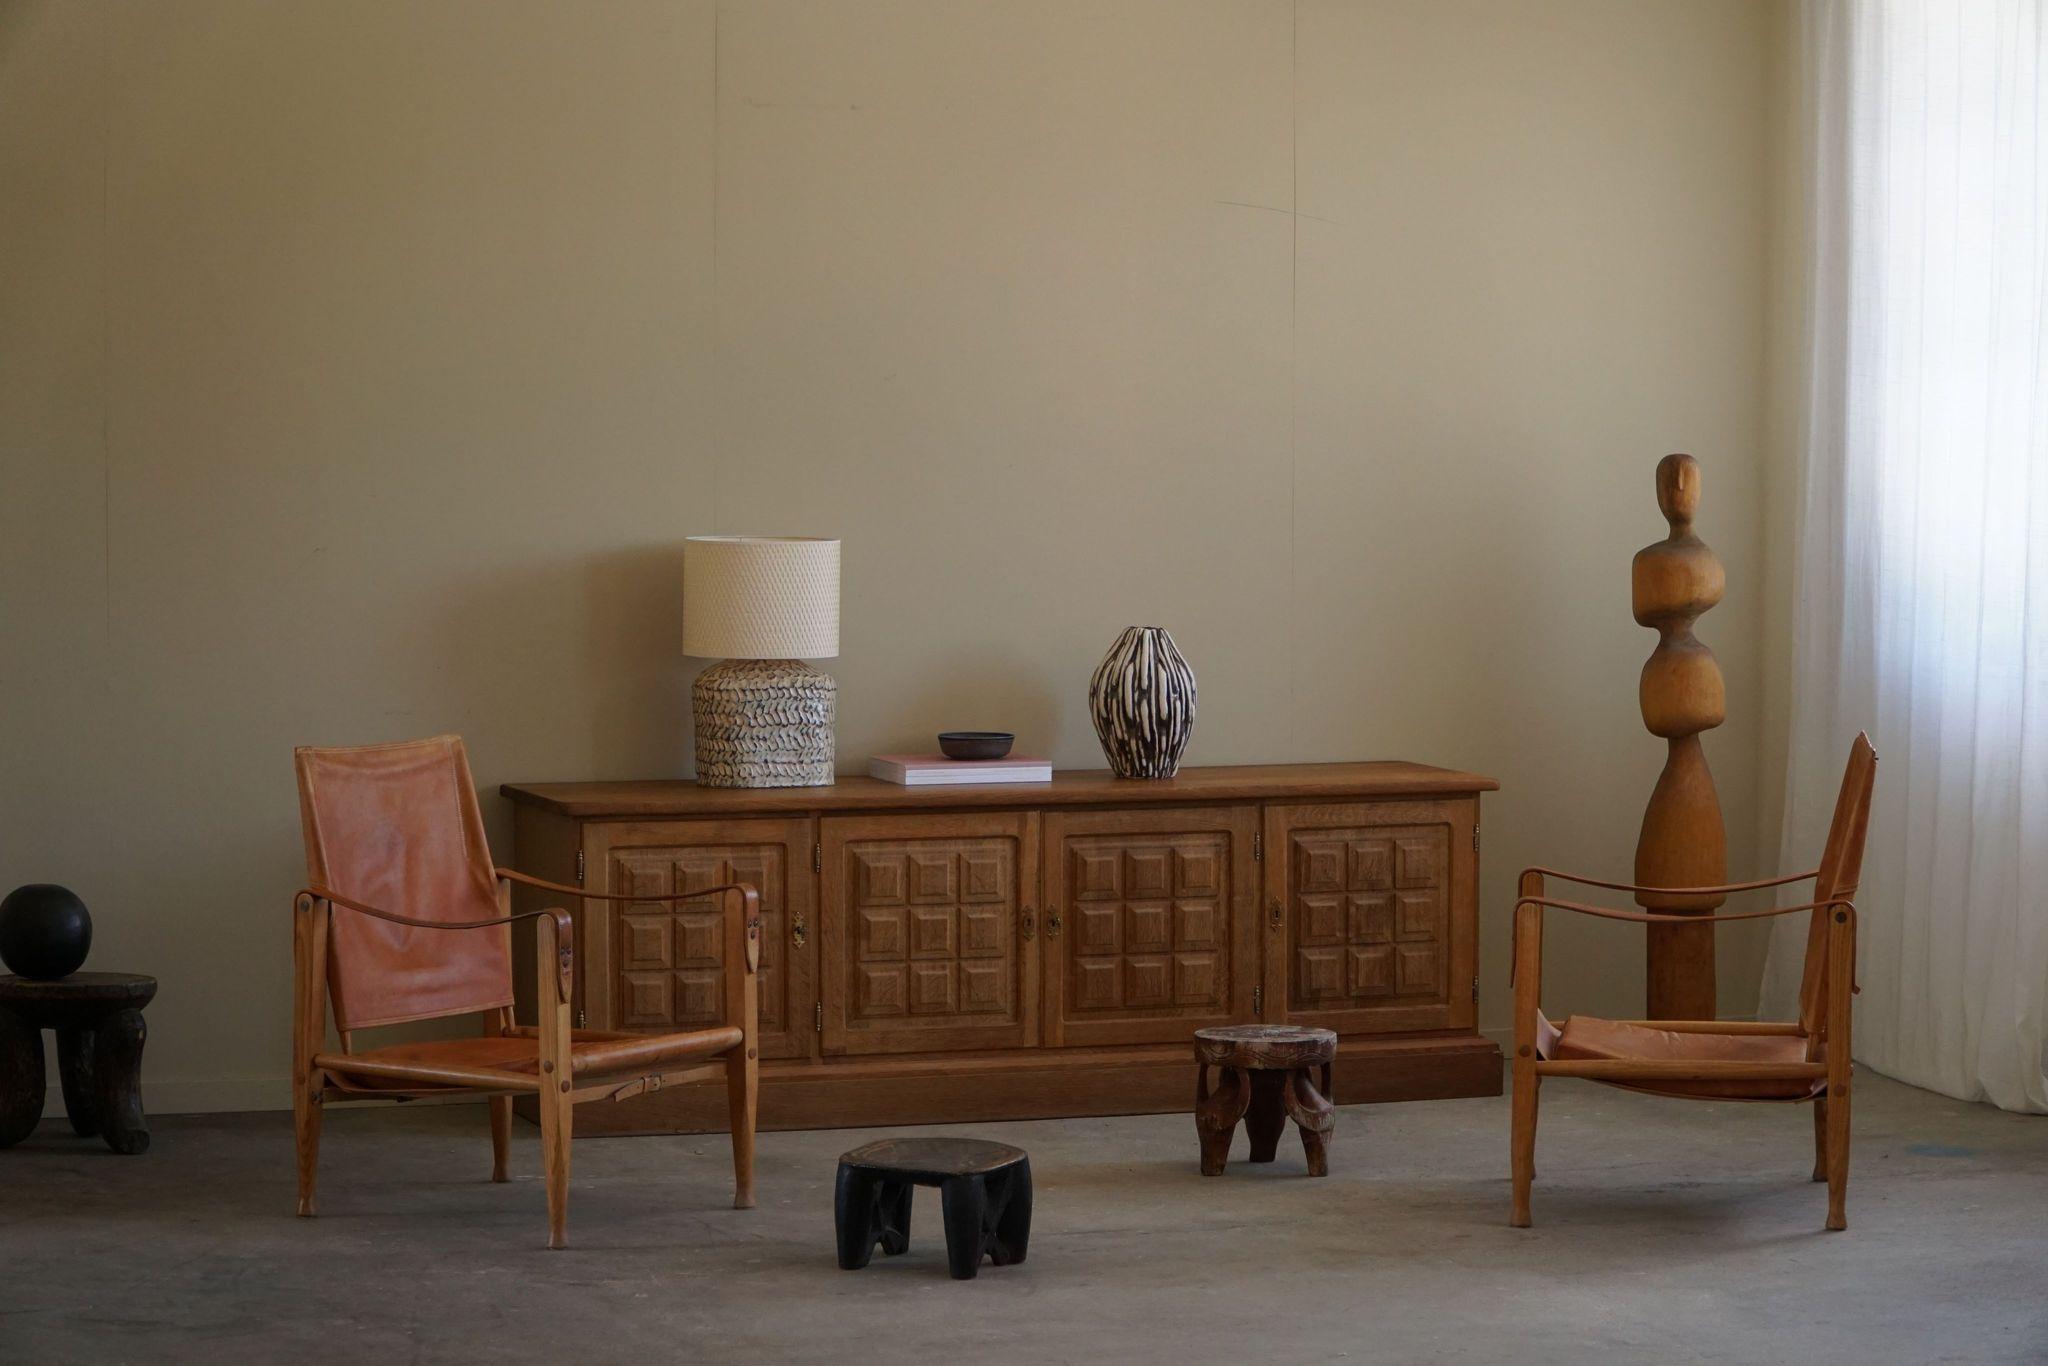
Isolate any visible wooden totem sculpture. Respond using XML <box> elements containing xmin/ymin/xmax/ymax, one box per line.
<box><xmin>1632</xmin><ymin>453</ymin><xmax>1727</xmax><ymax>1020</ymax></box>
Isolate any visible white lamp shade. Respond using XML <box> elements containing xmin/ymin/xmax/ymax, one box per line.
<box><xmin>683</xmin><ymin>536</ymin><xmax>840</xmax><ymax>660</ymax></box>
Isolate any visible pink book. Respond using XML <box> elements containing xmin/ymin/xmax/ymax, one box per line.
<box><xmin>868</xmin><ymin>754</ymin><xmax>1053</xmax><ymax>786</ymax></box>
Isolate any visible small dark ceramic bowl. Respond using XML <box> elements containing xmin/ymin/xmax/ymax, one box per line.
<box><xmin>938</xmin><ymin>732</ymin><xmax>1015</xmax><ymax>761</ymax></box>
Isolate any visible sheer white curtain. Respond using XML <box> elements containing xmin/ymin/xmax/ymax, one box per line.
<box><xmin>1760</xmin><ymin>0</ymin><xmax>2048</xmax><ymax>1111</ymax></box>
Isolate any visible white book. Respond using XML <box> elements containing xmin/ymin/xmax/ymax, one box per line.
<box><xmin>868</xmin><ymin>754</ymin><xmax>1053</xmax><ymax>786</ymax></box>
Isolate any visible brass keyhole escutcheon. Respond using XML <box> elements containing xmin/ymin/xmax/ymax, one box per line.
<box><xmin>792</xmin><ymin>918</ymin><xmax>808</xmax><ymax>948</ymax></box>
<box><xmin>1047</xmin><ymin>912</ymin><xmax>1062</xmax><ymax>938</ymax></box>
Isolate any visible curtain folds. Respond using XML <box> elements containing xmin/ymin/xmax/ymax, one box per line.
<box><xmin>1761</xmin><ymin>0</ymin><xmax>2048</xmax><ymax>1112</ymax></box>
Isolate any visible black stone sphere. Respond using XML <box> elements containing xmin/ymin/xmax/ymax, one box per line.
<box><xmin>0</xmin><ymin>884</ymin><xmax>93</xmax><ymax>980</ymax></box>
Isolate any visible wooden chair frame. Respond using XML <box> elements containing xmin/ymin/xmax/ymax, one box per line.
<box><xmin>1510</xmin><ymin>872</ymin><xmax>1855</xmax><ymax>1229</ymax></box>
<box><xmin>292</xmin><ymin>868</ymin><xmax>761</xmax><ymax>1249</ymax></box>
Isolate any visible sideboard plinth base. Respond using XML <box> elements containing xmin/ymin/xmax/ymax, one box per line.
<box><xmin>513</xmin><ymin>1031</ymin><xmax>1500</xmax><ymax>1136</ymax></box>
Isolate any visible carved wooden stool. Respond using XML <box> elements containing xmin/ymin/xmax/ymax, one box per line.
<box><xmin>835</xmin><ymin>1137</ymin><xmax>1031</xmax><ymax>1280</ymax></box>
<box><xmin>0</xmin><ymin>973</ymin><xmax>157</xmax><ymax>1155</ymax></box>
<box><xmin>1194</xmin><ymin>1024</ymin><xmax>1336</xmax><ymax>1177</ymax></box>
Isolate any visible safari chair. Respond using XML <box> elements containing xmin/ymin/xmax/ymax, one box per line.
<box><xmin>1510</xmin><ymin>733</ymin><xmax>1876</xmax><ymax>1231</ymax></box>
<box><xmin>291</xmin><ymin>735</ymin><xmax>760</xmax><ymax>1248</ymax></box>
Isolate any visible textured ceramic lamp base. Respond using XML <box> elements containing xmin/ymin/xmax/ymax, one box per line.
<box><xmin>692</xmin><ymin>659</ymin><xmax>837</xmax><ymax>788</ymax></box>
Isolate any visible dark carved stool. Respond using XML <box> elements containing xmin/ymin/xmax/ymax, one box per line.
<box><xmin>835</xmin><ymin>1137</ymin><xmax>1031</xmax><ymax>1280</ymax></box>
<box><xmin>1194</xmin><ymin>1024</ymin><xmax>1336</xmax><ymax>1177</ymax></box>
<box><xmin>0</xmin><ymin>973</ymin><xmax>156</xmax><ymax>1155</ymax></box>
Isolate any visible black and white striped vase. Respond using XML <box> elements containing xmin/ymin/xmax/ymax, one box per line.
<box><xmin>1088</xmin><ymin>626</ymin><xmax>1197</xmax><ymax>779</ymax></box>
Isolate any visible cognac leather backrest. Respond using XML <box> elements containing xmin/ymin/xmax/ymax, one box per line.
<box><xmin>295</xmin><ymin>735</ymin><xmax>513</xmax><ymax>1033</ymax></box>
<box><xmin>1798</xmin><ymin>732</ymin><xmax>1877</xmax><ymax>1039</ymax></box>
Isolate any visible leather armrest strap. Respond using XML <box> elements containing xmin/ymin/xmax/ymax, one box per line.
<box><xmin>294</xmin><ymin>888</ymin><xmax>576</xmax><ymax>1004</ymax></box>
<box><xmin>1519</xmin><ymin>866</ymin><xmax>1821</xmax><ymax>897</ymax></box>
<box><xmin>1514</xmin><ymin>895</ymin><xmax>1853</xmax><ymax>927</ymax></box>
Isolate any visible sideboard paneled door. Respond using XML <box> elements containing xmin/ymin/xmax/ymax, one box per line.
<box><xmin>1040</xmin><ymin>805</ymin><xmax>1259</xmax><ymax>1045</ymax></box>
<box><xmin>582</xmin><ymin>818</ymin><xmax>817</xmax><ymax>1061</ymax></box>
<box><xmin>819</xmin><ymin>812</ymin><xmax>1040</xmax><ymax>1056</ymax></box>
<box><xmin>1262</xmin><ymin>800</ymin><xmax>1479</xmax><ymax>1036</ymax></box>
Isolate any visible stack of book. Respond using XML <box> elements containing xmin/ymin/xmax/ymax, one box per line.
<box><xmin>867</xmin><ymin>754</ymin><xmax>1053</xmax><ymax>786</ymax></box>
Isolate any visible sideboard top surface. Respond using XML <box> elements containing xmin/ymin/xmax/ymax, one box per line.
<box><xmin>501</xmin><ymin>760</ymin><xmax>1498</xmax><ymax>819</ymax></box>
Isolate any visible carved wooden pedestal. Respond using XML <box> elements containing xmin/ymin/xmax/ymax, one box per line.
<box><xmin>1194</xmin><ymin>1025</ymin><xmax>1336</xmax><ymax>1177</ymax></box>
<box><xmin>1633</xmin><ymin>453</ymin><xmax>1728</xmax><ymax>1020</ymax></box>
<box><xmin>0</xmin><ymin>973</ymin><xmax>156</xmax><ymax>1155</ymax></box>
<box><xmin>834</xmin><ymin>1137</ymin><xmax>1032</xmax><ymax>1280</ymax></box>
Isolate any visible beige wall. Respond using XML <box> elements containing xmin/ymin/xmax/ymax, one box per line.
<box><xmin>1</xmin><ymin>0</ymin><xmax>1776</xmax><ymax>1113</ymax></box>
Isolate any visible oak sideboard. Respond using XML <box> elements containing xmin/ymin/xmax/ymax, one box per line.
<box><xmin>501</xmin><ymin>761</ymin><xmax>1501</xmax><ymax>1135</ymax></box>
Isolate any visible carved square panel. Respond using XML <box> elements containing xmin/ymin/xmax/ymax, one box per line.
<box><xmin>909</xmin><ymin>852</ymin><xmax>956</xmax><ymax>904</ymax></box>
<box><xmin>1125</xmin><ymin>903</ymin><xmax>1171</xmax><ymax>953</ymax></box>
<box><xmin>1297</xmin><ymin>946</ymin><xmax>1345</xmax><ymax>1000</ymax></box>
<box><xmin>857</xmin><ymin>964</ymin><xmax>906</xmax><ymax>1018</ymax></box>
<box><xmin>677</xmin><ymin>911</ymin><xmax>722</xmax><ymax>965</ymax></box>
<box><xmin>1075</xmin><ymin>957</ymin><xmax>1120</xmax><ymax>1008</ymax></box>
<box><xmin>1174</xmin><ymin>951</ymin><xmax>1218</xmax><ymax>1005</ymax></box>
<box><xmin>1350</xmin><ymin>945</ymin><xmax>1395</xmax><ymax>996</ymax></box>
<box><xmin>1395</xmin><ymin>837</ymin><xmax>1440</xmax><ymax>889</ymax></box>
<box><xmin>857</xmin><ymin>907</ymin><xmax>906</xmax><ymax>961</ymax></box>
<box><xmin>1398</xmin><ymin>944</ymin><xmax>1440</xmax><ymax>994</ymax></box>
<box><xmin>674</xmin><ymin>857</ymin><xmax>725</xmax><ymax>902</ymax></box>
<box><xmin>1124</xmin><ymin>955</ymin><xmax>1171</xmax><ymax>1007</ymax></box>
<box><xmin>959</xmin><ymin>961</ymin><xmax>1006</xmax><ymax>1013</ymax></box>
<box><xmin>1350</xmin><ymin>840</ymin><xmax>1394</xmax><ymax>891</ymax></box>
<box><xmin>1350</xmin><ymin>893</ymin><xmax>1394</xmax><ymax>946</ymax></box>
<box><xmin>1174</xmin><ymin>901</ymin><xmax>1218</xmax><ymax>949</ymax></box>
<box><xmin>960</xmin><ymin>851</ymin><xmax>1005</xmax><ymax>902</ymax></box>
<box><xmin>1397</xmin><ymin>890</ymin><xmax>1441</xmax><ymax>940</ymax></box>
<box><xmin>1076</xmin><ymin>904</ymin><xmax>1120</xmax><ymax>955</ymax></box>
<box><xmin>959</xmin><ymin>907</ymin><xmax>1006</xmax><ymax>957</ymax></box>
<box><xmin>910</xmin><ymin>907</ymin><xmax>957</xmax><ymax>958</ymax></box>
<box><xmin>1173</xmin><ymin>846</ymin><xmax>1221</xmax><ymax>896</ymax></box>
<box><xmin>618</xmin><ymin>971</ymin><xmax>672</xmax><ymax>1026</ymax></box>
<box><xmin>611</xmin><ymin>853</ymin><xmax>670</xmax><ymax>904</ymax></box>
<box><xmin>725</xmin><ymin>851</ymin><xmax>773</xmax><ymax>894</ymax></box>
<box><xmin>1299</xmin><ymin>841</ymin><xmax>1346</xmax><ymax>893</ymax></box>
<box><xmin>1124</xmin><ymin>849</ymin><xmax>1171</xmax><ymax>898</ymax></box>
<box><xmin>909</xmin><ymin>962</ymin><xmax>957</xmax><ymax>1014</ymax></box>
<box><xmin>1073</xmin><ymin>850</ymin><xmax>1120</xmax><ymax>899</ymax></box>
<box><xmin>1300</xmin><ymin>894</ymin><xmax>1345</xmax><ymax>945</ymax></box>
<box><xmin>620</xmin><ymin>913</ymin><xmax>671</xmax><ymax>969</ymax></box>
<box><xmin>676</xmin><ymin>967</ymin><xmax>720</xmax><ymax>1022</ymax></box>
<box><xmin>856</xmin><ymin>852</ymin><xmax>906</xmax><ymax>905</ymax></box>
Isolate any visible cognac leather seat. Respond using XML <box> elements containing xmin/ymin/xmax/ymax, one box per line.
<box><xmin>325</xmin><ymin>1027</ymin><xmax>744</xmax><ymax>1094</ymax></box>
<box><xmin>1548</xmin><ymin>1015</ymin><xmax>1823</xmax><ymax>1101</ymax></box>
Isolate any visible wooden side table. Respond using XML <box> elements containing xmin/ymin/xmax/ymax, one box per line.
<box><xmin>1194</xmin><ymin>1024</ymin><xmax>1337</xmax><ymax>1177</ymax></box>
<box><xmin>0</xmin><ymin>973</ymin><xmax>157</xmax><ymax>1154</ymax></box>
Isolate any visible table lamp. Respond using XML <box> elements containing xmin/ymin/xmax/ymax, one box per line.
<box><xmin>683</xmin><ymin>535</ymin><xmax>840</xmax><ymax>787</ymax></box>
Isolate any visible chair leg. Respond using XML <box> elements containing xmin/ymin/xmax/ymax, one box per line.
<box><xmin>1811</xmin><ymin>1095</ymin><xmax>1828</xmax><ymax>1183</ymax></box>
<box><xmin>294</xmin><ymin>1081</ymin><xmax>322</xmax><ymax>1217</ymax></box>
<box><xmin>539</xmin><ymin>1083</ymin><xmax>571</xmax><ymax>1249</ymax></box>
<box><xmin>1825</xmin><ymin>1082</ymin><xmax>1850</xmax><ymax>1231</ymax></box>
<box><xmin>726</xmin><ymin>1043</ymin><xmax>758</xmax><ymax>1210</ymax></box>
<box><xmin>490</xmin><ymin>1096</ymin><xmax>512</xmax><ymax>1183</ymax></box>
<box><xmin>1510</xmin><ymin>1070</ymin><xmax>1538</xmax><ymax>1228</ymax></box>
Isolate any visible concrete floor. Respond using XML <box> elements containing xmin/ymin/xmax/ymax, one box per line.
<box><xmin>2</xmin><ymin>1070</ymin><xmax>2043</xmax><ymax>1364</ymax></box>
